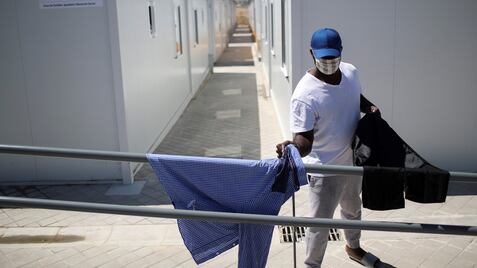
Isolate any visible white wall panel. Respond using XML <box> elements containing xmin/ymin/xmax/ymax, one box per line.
<box><xmin>268</xmin><ymin>0</ymin><xmax>293</xmax><ymax>139</ymax></box>
<box><xmin>250</xmin><ymin>0</ymin><xmax>262</xmax><ymax>61</ymax></box>
<box><xmin>214</xmin><ymin>0</ymin><xmax>225</xmax><ymax>61</ymax></box>
<box><xmin>250</xmin><ymin>0</ymin><xmax>261</xmax><ymax>41</ymax></box>
<box><xmin>189</xmin><ymin>0</ymin><xmax>210</xmax><ymax>94</ymax></box>
<box><xmin>393</xmin><ymin>0</ymin><xmax>477</xmax><ymax>171</ymax></box>
<box><xmin>0</xmin><ymin>0</ymin><xmax>238</xmax><ymax>184</ymax></box>
<box><xmin>260</xmin><ymin>0</ymin><xmax>271</xmax><ymax>93</ymax></box>
<box><xmin>0</xmin><ymin>0</ymin><xmax>37</xmax><ymax>181</ymax></box>
<box><xmin>213</xmin><ymin>0</ymin><xmax>235</xmax><ymax>62</ymax></box>
<box><xmin>116</xmin><ymin>0</ymin><xmax>191</xmax><ymax>158</ymax></box>
<box><xmin>265</xmin><ymin>0</ymin><xmax>477</xmax><ymax>172</ymax></box>
<box><xmin>8</xmin><ymin>0</ymin><xmax>121</xmax><ymax>182</ymax></box>
<box><xmin>248</xmin><ymin>1</ymin><xmax>256</xmax><ymax>33</ymax></box>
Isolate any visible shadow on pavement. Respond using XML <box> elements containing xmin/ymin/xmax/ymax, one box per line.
<box><xmin>0</xmin><ymin>176</ymin><xmax>171</xmax><ymax>206</ymax></box>
<box><xmin>378</xmin><ymin>262</ymin><xmax>397</xmax><ymax>268</ymax></box>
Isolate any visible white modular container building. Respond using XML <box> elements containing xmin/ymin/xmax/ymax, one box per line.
<box><xmin>0</xmin><ymin>0</ymin><xmax>236</xmax><ymax>184</ymax></box>
<box><xmin>213</xmin><ymin>0</ymin><xmax>235</xmax><ymax>62</ymax></box>
<box><xmin>252</xmin><ymin>0</ymin><xmax>477</xmax><ymax>172</ymax></box>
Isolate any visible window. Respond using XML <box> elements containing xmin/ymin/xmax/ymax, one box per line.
<box><xmin>174</xmin><ymin>5</ymin><xmax>183</xmax><ymax>57</ymax></box>
<box><xmin>264</xmin><ymin>5</ymin><xmax>268</xmax><ymax>40</ymax></box>
<box><xmin>281</xmin><ymin>0</ymin><xmax>286</xmax><ymax>67</ymax></box>
<box><xmin>270</xmin><ymin>2</ymin><xmax>275</xmax><ymax>51</ymax></box>
<box><xmin>148</xmin><ymin>1</ymin><xmax>156</xmax><ymax>37</ymax></box>
<box><xmin>194</xmin><ymin>9</ymin><xmax>199</xmax><ymax>45</ymax></box>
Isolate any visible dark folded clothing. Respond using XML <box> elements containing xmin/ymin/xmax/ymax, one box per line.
<box><xmin>405</xmin><ymin>165</ymin><xmax>449</xmax><ymax>203</ymax></box>
<box><xmin>353</xmin><ymin>113</ymin><xmax>449</xmax><ymax>210</ymax></box>
<box><xmin>362</xmin><ymin>166</ymin><xmax>405</xmax><ymax>210</ymax></box>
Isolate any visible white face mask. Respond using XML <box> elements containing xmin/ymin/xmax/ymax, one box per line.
<box><xmin>315</xmin><ymin>57</ymin><xmax>341</xmax><ymax>75</ymax></box>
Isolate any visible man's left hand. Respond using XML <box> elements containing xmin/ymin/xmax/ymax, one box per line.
<box><xmin>369</xmin><ymin>106</ymin><xmax>380</xmax><ymax>115</ymax></box>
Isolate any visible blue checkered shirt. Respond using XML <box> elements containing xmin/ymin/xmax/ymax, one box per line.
<box><xmin>147</xmin><ymin>145</ymin><xmax>306</xmax><ymax>267</ymax></box>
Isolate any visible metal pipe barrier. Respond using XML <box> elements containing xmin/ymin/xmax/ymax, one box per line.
<box><xmin>1</xmin><ymin>144</ymin><xmax>476</xmax><ymax>181</ymax></box>
<box><xmin>1</xmin><ymin>144</ymin><xmax>477</xmax><ymax>238</ymax></box>
<box><xmin>0</xmin><ymin>196</ymin><xmax>476</xmax><ymax>236</ymax></box>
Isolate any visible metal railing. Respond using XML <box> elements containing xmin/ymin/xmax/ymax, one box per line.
<box><xmin>0</xmin><ymin>196</ymin><xmax>476</xmax><ymax>236</ymax></box>
<box><xmin>1</xmin><ymin>144</ymin><xmax>477</xmax><ymax>266</ymax></box>
<box><xmin>1</xmin><ymin>144</ymin><xmax>476</xmax><ymax>181</ymax></box>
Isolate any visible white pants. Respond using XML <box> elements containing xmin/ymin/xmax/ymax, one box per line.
<box><xmin>304</xmin><ymin>175</ymin><xmax>362</xmax><ymax>268</ymax></box>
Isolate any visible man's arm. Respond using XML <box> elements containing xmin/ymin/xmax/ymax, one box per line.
<box><xmin>276</xmin><ymin>130</ymin><xmax>314</xmax><ymax>158</ymax></box>
<box><xmin>360</xmin><ymin>94</ymin><xmax>380</xmax><ymax>114</ymax></box>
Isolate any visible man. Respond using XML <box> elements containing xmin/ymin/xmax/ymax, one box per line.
<box><xmin>276</xmin><ymin>28</ymin><xmax>380</xmax><ymax>267</ymax></box>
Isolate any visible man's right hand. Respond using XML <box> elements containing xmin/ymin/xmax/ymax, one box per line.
<box><xmin>276</xmin><ymin>131</ymin><xmax>314</xmax><ymax>158</ymax></box>
<box><xmin>276</xmin><ymin>140</ymin><xmax>293</xmax><ymax>158</ymax></box>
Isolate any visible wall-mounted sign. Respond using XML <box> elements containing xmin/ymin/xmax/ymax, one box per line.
<box><xmin>39</xmin><ymin>0</ymin><xmax>103</xmax><ymax>9</ymax></box>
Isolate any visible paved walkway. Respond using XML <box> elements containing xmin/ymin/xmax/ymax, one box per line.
<box><xmin>1</xmin><ymin>24</ymin><xmax>477</xmax><ymax>267</ymax></box>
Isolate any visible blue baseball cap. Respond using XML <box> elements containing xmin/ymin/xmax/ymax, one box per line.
<box><xmin>310</xmin><ymin>28</ymin><xmax>342</xmax><ymax>59</ymax></box>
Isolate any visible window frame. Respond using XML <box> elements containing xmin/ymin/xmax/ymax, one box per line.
<box><xmin>148</xmin><ymin>1</ymin><xmax>156</xmax><ymax>38</ymax></box>
<box><xmin>270</xmin><ymin>2</ymin><xmax>275</xmax><ymax>55</ymax></box>
<box><xmin>263</xmin><ymin>4</ymin><xmax>268</xmax><ymax>41</ymax></box>
<box><xmin>280</xmin><ymin>0</ymin><xmax>287</xmax><ymax>68</ymax></box>
<box><xmin>194</xmin><ymin>9</ymin><xmax>199</xmax><ymax>46</ymax></box>
<box><xmin>174</xmin><ymin>5</ymin><xmax>183</xmax><ymax>58</ymax></box>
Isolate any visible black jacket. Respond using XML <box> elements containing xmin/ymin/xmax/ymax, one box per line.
<box><xmin>353</xmin><ymin>113</ymin><xmax>449</xmax><ymax>210</ymax></box>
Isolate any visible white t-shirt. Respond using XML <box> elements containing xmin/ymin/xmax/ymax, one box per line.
<box><xmin>290</xmin><ymin>62</ymin><xmax>362</xmax><ymax>176</ymax></box>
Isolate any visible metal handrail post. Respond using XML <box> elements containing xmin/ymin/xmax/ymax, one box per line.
<box><xmin>292</xmin><ymin>192</ymin><xmax>297</xmax><ymax>268</ymax></box>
